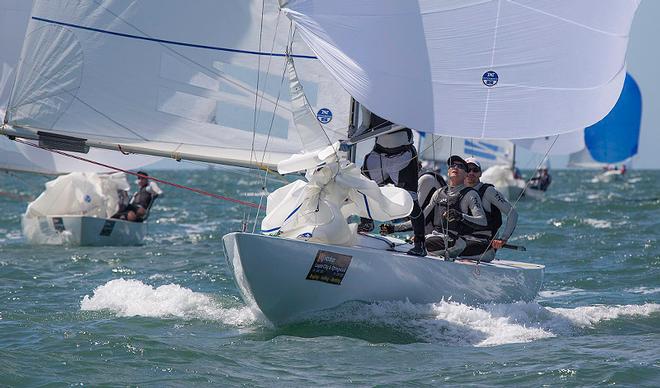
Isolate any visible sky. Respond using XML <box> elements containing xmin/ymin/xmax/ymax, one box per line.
<box><xmin>149</xmin><ymin>2</ymin><xmax>659</xmax><ymax>171</ymax></box>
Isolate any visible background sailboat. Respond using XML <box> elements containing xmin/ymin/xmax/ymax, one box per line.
<box><xmin>0</xmin><ymin>0</ymin><xmax>162</xmax><ymax>245</ymax></box>
<box><xmin>569</xmin><ymin>73</ymin><xmax>642</xmax><ymax>182</ymax></box>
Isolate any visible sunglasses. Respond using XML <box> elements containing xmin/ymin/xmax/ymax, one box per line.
<box><xmin>467</xmin><ymin>166</ymin><xmax>481</xmax><ymax>173</ymax></box>
<box><xmin>449</xmin><ymin>163</ymin><xmax>466</xmax><ymax>171</ymax></box>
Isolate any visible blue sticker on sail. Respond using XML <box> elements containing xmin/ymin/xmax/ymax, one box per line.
<box><xmin>84</xmin><ymin>194</ymin><xmax>92</xmax><ymax>203</ymax></box>
<box><xmin>482</xmin><ymin>71</ymin><xmax>498</xmax><ymax>87</ymax></box>
<box><xmin>316</xmin><ymin>108</ymin><xmax>333</xmax><ymax>124</ymax></box>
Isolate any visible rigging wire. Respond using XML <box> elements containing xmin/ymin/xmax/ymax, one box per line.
<box><xmin>470</xmin><ymin>135</ymin><xmax>559</xmax><ymax>266</ymax></box>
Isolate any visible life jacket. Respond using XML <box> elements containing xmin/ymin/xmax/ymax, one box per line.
<box><xmin>419</xmin><ymin>171</ymin><xmax>447</xmax><ymax>209</ymax></box>
<box><xmin>477</xmin><ymin>183</ymin><xmax>502</xmax><ymax>236</ymax></box>
<box><xmin>436</xmin><ymin>186</ymin><xmax>478</xmax><ymax>236</ymax></box>
<box><xmin>130</xmin><ymin>186</ymin><xmax>153</xmax><ymax>210</ymax></box>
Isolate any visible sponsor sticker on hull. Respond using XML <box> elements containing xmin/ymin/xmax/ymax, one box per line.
<box><xmin>306</xmin><ymin>250</ymin><xmax>352</xmax><ymax>285</ymax></box>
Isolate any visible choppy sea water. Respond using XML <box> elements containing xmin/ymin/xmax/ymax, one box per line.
<box><xmin>1</xmin><ymin>168</ymin><xmax>658</xmax><ymax>386</ymax></box>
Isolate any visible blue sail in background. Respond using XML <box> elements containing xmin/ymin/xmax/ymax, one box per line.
<box><xmin>584</xmin><ymin>73</ymin><xmax>642</xmax><ymax>164</ymax></box>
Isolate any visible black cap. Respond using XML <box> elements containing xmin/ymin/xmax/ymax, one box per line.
<box><xmin>137</xmin><ymin>171</ymin><xmax>149</xmax><ymax>178</ymax></box>
<box><xmin>447</xmin><ymin>155</ymin><xmax>467</xmax><ymax>167</ymax></box>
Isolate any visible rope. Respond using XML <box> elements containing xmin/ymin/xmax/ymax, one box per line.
<box><xmin>14</xmin><ymin>138</ymin><xmax>265</xmax><ymax>210</ymax></box>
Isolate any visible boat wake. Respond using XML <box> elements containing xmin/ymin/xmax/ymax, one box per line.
<box><xmin>80</xmin><ymin>278</ymin><xmax>256</xmax><ymax>326</ymax></box>
<box><xmin>80</xmin><ymin>279</ymin><xmax>659</xmax><ymax>347</ymax></box>
<box><xmin>290</xmin><ymin>299</ymin><xmax>660</xmax><ymax>347</ymax></box>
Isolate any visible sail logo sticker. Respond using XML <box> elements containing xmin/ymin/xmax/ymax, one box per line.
<box><xmin>482</xmin><ymin>71</ymin><xmax>498</xmax><ymax>87</ymax></box>
<box><xmin>316</xmin><ymin>108</ymin><xmax>333</xmax><ymax>124</ymax></box>
<box><xmin>84</xmin><ymin>195</ymin><xmax>92</xmax><ymax>203</ymax></box>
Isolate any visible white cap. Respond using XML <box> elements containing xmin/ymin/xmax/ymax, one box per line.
<box><xmin>465</xmin><ymin>157</ymin><xmax>481</xmax><ymax>170</ymax></box>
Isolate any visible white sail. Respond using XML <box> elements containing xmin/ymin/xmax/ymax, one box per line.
<box><xmin>420</xmin><ymin>135</ymin><xmax>514</xmax><ymax>168</ymax></box>
<box><xmin>0</xmin><ymin>0</ymin><xmax>159</xmax><ymax>174</ymax></box>
<box><xmin>3</xmin><ymin>0</ymin><xmax>351</xmax><ymax>171</ymax></box>
<box><xmin>514</xmin><ymin>130</ymin><xmax>586</xmax><ymax>156</ymax></box>
<box><xmin>282</xmin><ymin>0</ymin><xmax>639</xmax><ymax>139</ymax></box>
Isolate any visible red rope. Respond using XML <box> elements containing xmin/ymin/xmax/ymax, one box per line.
<box><xmin>15</xmin><ymin>139</ymin><xmax>265</xmax><ymax>210</ymax></box>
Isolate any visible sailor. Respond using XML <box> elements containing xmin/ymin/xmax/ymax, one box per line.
<box><xmin>112</xmin><ymin>171</ymin><xmax>162</xmax><ymax>222</ymax></box>
<box><xmin>464</xmin><ymin>157</ymin><xmax>518</xmax><ymax>261</ymax></box>
<box><xmin>529</xmin><ymin>166</ymin><xmax>552</xmax><ymax>191</ymax></box>
<box><xmin>361</xmin><ymin>126</ymin><xmax>427</xmax><ymax>256</ymax></box>
<box><xmin>419</xmin><ymin>166</ymin><xmax>447</xmax><ymax>210</ymax></box>
<box><xmin>379</xmin><ymin>166</ymin><xmax>446</xmax><ymax>235</ymax></box>
<box><xmin>422</xmin><ymin>155</ymin><xmax>488</xmax><ymax>259</ymax></box>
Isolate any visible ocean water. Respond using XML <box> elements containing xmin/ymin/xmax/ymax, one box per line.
<box><xmin>1</xmin><ymin>168</ymin><xmax>658</xmax><ymax>386</ymax></box>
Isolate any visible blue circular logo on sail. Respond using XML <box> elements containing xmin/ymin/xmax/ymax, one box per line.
<box><xmin>316</xmin><ymin>108</ymin><xmax>333</xmax><ymax>124</ymax></box>
<box><xmin>84</xmin><ymin>194</ymin><xmax>92</xmax><ymax>203</ymax></box>
<box><xmin>482</xmin><ymin>71</ymin><xmax>498</xmax><ymax>87</ymax></box>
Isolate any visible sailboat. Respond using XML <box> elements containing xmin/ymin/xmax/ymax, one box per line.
<box><xmin>568</xmin><ymin>73</ymin><xmax>642</xmax><ymax>182</ymax></box>
<box><xmin>1</xmin><ymin>0</ymin><xmax>639</xmax><ymax>324</ymax></box>
<box><xmin>0</xmin><ymin>0</ymin><xmax>160</xmax><ymax>246</ymax></box>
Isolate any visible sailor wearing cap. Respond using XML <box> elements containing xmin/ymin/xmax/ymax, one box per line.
<box><xmin>464</xmin><ymin>157</ymin><xmax>518</xmax><ymax>261</ymax></box>
<box><xmin>422</xmin><ymin>155</ymin><xmax>489</xmax><ymax>259</ymax></box>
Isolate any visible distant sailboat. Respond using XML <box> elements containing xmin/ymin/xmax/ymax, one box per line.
<box><xmin>568</xmin><ymin>73</ymin><xmax>642</xmax><ymax>182</ymax></box>
<box><xmin>1</xmin><ymin>0</ymin><xmax>639</xmax><ymax>323</ymax></box>
<box><xmin>0</xmin><ymin>0</ymin><xmax>160</xmax><ymax>245</ymax></box>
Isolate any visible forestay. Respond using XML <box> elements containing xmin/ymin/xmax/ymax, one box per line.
<box><xmin>569</xmin><ymin>73</ymin><xmax>642</xmax><ymax>167</ymax></box>
<box><xmin>3</xmin><ymin>0</ymin><xmax>350</xmax><ymax>170</ymax></box>
<box><xmin>282</xmin><ymin>0</ymin><xmax>640</xmax><ymax>139</ymax></box>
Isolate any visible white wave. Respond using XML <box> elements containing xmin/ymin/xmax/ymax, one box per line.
<box><xmin>546</xmin><ymin>304</ymin><xmax>660</xmax><ymax>327</ymax></box>
<box><xmin>582</xmin><ymin>218</ymin><xmax>612</xmax><ymax>229</ymax></box>
<box><xmin>309</xmin><ymin>300</ymin><xmax>660</xmax><ymax>347</ymax></box>
<box><xmin>625</xmin><ymin>287</ymin><xmax>660</xmax><ymax>295</ymax></box>
<box><xmin>538</xmin><ymin>287</ymin><xmax>585</xmax><ymax>299</ymax></box>
<box><xmin>80</xmin><ymin>278</ymin><xmax>256</xmax><ymax>326</ymax></box>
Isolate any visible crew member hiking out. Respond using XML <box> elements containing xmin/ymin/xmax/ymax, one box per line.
<box><xmin>464</xmin><ymin>157</ymin><xmax>518</xmax><ymax>262</ymax></box>
<box><xmin>361</xmin><ymin>126</ymin><xmax>427</xmax><ymax>256</ymax></box>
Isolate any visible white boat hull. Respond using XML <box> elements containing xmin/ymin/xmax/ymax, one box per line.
<box><xmin>523</xmin><ymin>186</ymin><xmax>545</xmax><ymax>200</ymax></box>
<box><xmin>223</xmin><ymin>232</ymin><xmax>544</xmax><ymax>325</ymax></box>
<box><xmin>23</xmin><ymin>215</ymin><xmax>146</xmax><ymax>246</ymax></box>
<box><xmin>594</xmin><ymin>170</ymin><xmax>624</xmax><ymax>183</ymax></box>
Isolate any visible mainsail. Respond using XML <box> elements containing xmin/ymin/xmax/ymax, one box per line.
<box><xmin>282</xmin><ymin>0</ymin><xmax>639</xmax><ymax>139</ymax></box>
<box><xmin>514</xmin><ymin>131</ymin><xmax>586</xmax><ymax>157</ymax></box>
<box><xmin>0</xmin><ymin>0</ymin><xmax>159</xmax><ymax>174</ymax></box>
<box><xmin>2</xmin><ymin>0</ymin><xmax>351</xmax><ymax>171</ymax></box>
<box><xmin>420</xmin><ymin>135</ymin><xmax>514</xmax><ymax>169</ymax></box>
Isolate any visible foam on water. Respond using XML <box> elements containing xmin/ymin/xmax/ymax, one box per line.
<box><xmin>538</xmin><ymin>287</ymin><xmax>586</xmax><ymax>299</ymax></box>
<box><xmin>306</xmin><ymin>300</ymin><xmax>660</xmax><ymax>347</ymax></box>
<box><xmin>624</xmin><ymin>286</ymin><xmax>660</xmax><ymax>295</ymax></box>
<box><xmin>582</xmin><ymin>218</ymin><xmax>612</xmax><ymax>229</ymax></box>
<box><xmin>80</xmin><ymin>278</ymin><xmax>256</xmax><ymax>326</ymax></box>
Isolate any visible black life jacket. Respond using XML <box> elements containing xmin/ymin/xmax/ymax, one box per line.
<box><xmin>436</xmin><ymin>186</ymin><xmax>478</xmax><ymax>235</ymax></box>
<box><xmin>419</xmin><ymin>171</ymin><xmax>447</xmax><ymax>209</ymax></box>
<box><xmin>477</xmin><ymin>183</ymin><xmax>502</xmax><ymax>236</ymax></box>
<box><xmin>131</xmin><ymin>186</ymin><xmax>153</xmax><ymax>209</ymax></box>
